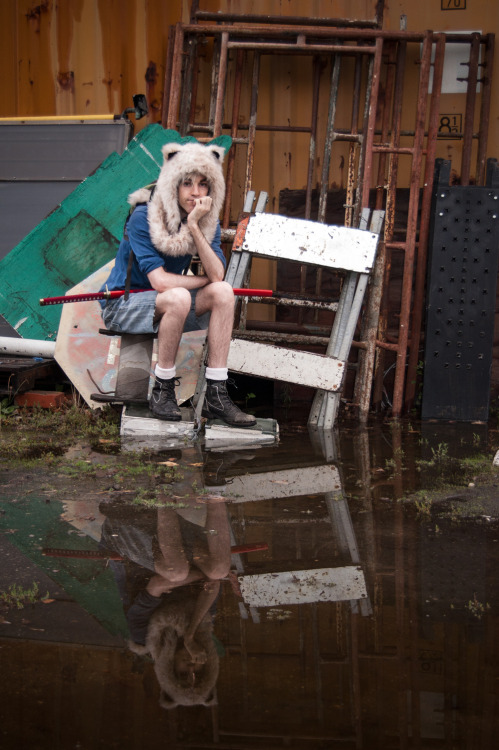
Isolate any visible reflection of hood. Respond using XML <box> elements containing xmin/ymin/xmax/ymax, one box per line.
<box><xmin>128</xmin><ymin>596</ymin><xmax>218</xmax><ymax>709</ymax></box>
<box><xmin>127</xmin><ymin>139</ymin><xmax>227</xmax><ymax>258</ymax></box>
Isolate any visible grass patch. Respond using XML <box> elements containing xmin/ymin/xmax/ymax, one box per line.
<box><xmin>131</xmin><ymin>487</ymin><xmax>189</xmax><ymax>509</ymax></box>
<box><xmin>0</xmin><ymin>582</ymin><xmax>49</xmax><ymax>610</ymax></box>
<box><xmin>0</xmin><ymin>401</ymin><xmax>120</xmax><ymax>445</ymax></box>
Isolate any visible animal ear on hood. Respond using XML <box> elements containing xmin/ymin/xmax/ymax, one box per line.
<box><xmin>159</xmin><ymin>691</ymin><xmax>178</xmax><ymax>710</ymax></box>
<box><xmin>161</xmin><ymin>142</ymin><xmax>182</xmax><ymax>161</ymax></box>
<box><xmin>207</xmin><ymin>144</ymin><xmax>225</xmax><ymax>162</ymax></box>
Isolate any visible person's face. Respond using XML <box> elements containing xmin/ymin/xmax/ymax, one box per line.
<box><xmin>174</xmin><ymin>646</ymin><xmax>204</xmax><ymax>687</ymax></box>
<box><xmin>178</xmin><ymin>174</ymin><xmax>210</xmax><ymax>214</ymax></box>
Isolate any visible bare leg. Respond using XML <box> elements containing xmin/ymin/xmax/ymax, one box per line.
<box><xmin>191</xmin><ymin>501</ymin><xmax>231</xmax><ymax>581</ymax></box>
<box><xmin>154</xmin><ymin>287</ymin><xmax>192</xmax><ymax>368</ymax></box>
<box><xmin>194</xmin><ymin>281</ymin><xmax>235</xmax><ymax>367</ymax></box>
<box><xmin>152</xmin><ymin>507</ymin><xmax>190</xmax><ymax>583</ymax></box>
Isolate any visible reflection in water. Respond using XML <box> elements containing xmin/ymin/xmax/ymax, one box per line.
<box><xmin>0</xmin><ymin>421</ymin><xmax>498</xmax><ymax>748</ymax></box>
<box><xmin>100</xmin><ymin>497</ymin><xmax>230</xmax><ymax>709</ymax></box>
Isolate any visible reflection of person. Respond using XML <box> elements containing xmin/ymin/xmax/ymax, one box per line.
<box><xmin>100</xmin><ymin>131</ymin><xmax>256</xmax><ymax>428</ymax></box>
<box><xmin>100</xmin><ymin>498</ymin><xmax>230</xmax><ymax>708</ymax></box>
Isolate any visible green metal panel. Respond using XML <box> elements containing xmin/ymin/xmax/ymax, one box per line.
<box><xmin>0</xmin><ymin>124</ymin><xmax>168</xmax><ymax>341</ymax></box>
<box><xmin>0</xmin><ymin>493</ymin><xmax>128</xmax><ymax>638</ymax></box>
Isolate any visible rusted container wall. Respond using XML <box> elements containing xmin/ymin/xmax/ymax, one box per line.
<box><xmin>0</xmin><ymin>0</ymin><xmax>184</xmax><ymax>125</ymax></box>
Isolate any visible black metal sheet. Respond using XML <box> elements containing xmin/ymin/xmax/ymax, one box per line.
<box><xmin>422</xmin><ymin>179</ymin><xmax>499</xmax><ymax>421</ymax></box>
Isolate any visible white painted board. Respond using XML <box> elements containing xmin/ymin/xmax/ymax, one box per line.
<box><xmin>238</xmin><ymin>566</ymin><xmax>368</xmax><ymax>606</ymax></box>
<box><xmin>242</xmin><ymin>213</ymin><xmax>378</xmax><ymax>273</ymax></box>
<box><xmin>227</xmin><ymin>339</ymin><xmax>345</xmax><ymax>391</ymax></box>
<box><xmin>222</xmin><ymin>464</ymin><xmax>341</xmax><ymax>503</ymax></box>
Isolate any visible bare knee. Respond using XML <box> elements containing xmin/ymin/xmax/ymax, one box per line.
<box><xmin>201</xmin><ymin>559</ymin><xmax>231</xmax><ymax>581</ymax></box>
<box><xmin>162</xmin><ymin>560</ymin><xmax>190</xmax><ymax>584</ymax></box>
<box><xmin>206</xmin><ymin>281</ymin><xmax>235</xmax><ymax>310</ymax></box>
<box><xmin>156</xmin><ymin>287</ymin><xmax>191</xmax><ymax>316</ymax></box>
<box><xmin>214</xmin><ymin>280</ymin><xmax>235</xmax><ymax>301</ymax></box>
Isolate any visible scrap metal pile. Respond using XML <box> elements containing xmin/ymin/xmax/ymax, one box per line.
<box><xmin>162</xmin><ymin>2</ymin><xmax>494</xmax><ymax>419</ymax></box>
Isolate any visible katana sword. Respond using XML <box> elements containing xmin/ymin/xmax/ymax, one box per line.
<box><xmin>42</xmin><ymin>542</ymin><xmax>268</xmax><ymax>560</ymax></box>
<box><xmin>39</xmin><ymin>287</ymin><xmax>274</xmax><ymax>306</ymax></box>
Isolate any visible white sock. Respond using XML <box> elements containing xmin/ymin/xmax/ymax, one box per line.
<box><xmin>206</xmin><ymin>367</ymin><xmax>228</xmax><ymax>382</ymax></box>
<box><xmin>155</xmin><ymin>365</ymin><xmax>176</xmax><ymax>381</ymax></box>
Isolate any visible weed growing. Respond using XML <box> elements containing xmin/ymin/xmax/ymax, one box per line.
<box><xmin>465</xmin><ymin>593</ymin><xmax>491</xmax><ymax>620</ymax></box>
<box><xmin>0</xmin><ymin>582</ymin><xmax>49</xmax><ymax>610</ymax></box>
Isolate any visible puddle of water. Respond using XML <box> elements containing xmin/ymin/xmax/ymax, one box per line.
<box><xmin>0</xmin><ymin>418</ymin><xmax>498</xmax><ymax>748</ymax></box>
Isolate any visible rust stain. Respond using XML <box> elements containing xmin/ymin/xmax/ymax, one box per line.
<box><xmin>145</xmin><ymin>61</ymin><xmax>160</xmax><ymax>118</ymax></box>
<box><xmin>57</xmin><ymin>71</ymin><xmax>74</xmax><ymax>93</ymax></box>
<box><xmin>145</xmin><ymin>61</ymin><xmax>157</xmax><ymax>85</ymax></box>
<box><xmin>25</xmin><ymin>1</ymin><xmax>49</xmax><ymax>25</ymax></box>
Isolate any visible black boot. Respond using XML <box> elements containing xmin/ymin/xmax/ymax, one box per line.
<box><xmin>149</xmin><ymin>377</ymin><xmax>181</xmax><ymax>421</ymax></box>
<box><xmin>202</xmin><ymin>379</ymin><xmax>257</xmax><ymax>427</ymax></box>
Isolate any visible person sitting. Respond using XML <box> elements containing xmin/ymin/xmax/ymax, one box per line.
<box><xmin>100</xmin><ymin>132</ymin><xmax>256</xmax><ymax>427</ymax></box>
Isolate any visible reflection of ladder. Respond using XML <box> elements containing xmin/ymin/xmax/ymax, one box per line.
<box><xmin>223</xmin><ymin>195</ymin><xmax>384</xmax><ymax>429</ymax></box>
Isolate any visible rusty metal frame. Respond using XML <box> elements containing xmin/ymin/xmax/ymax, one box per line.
<box><xmin>353</xmin><ymin>32</ymin><xmax>494</xmax><ymax>419</ymax></box>
<box><xmin>162</xmin><ymin>17</ymin><xmax>495</xmax><ymax>420</ymax></box>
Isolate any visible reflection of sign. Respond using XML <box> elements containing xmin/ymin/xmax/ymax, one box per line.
<box><xmin>238</xmin><ymin>567</ymin><xmax>368</xmax><ymax>606</ymax></box>
<box><xmin>438</xmin><ymin>113</ymin><xmax>463</xmax><ymax>138</ymax></box>
<box><xmin>441</xmin><ymin>0</ymin><xmax>466</xmax><ymax>9</ymax></box>
<box><xmin>419</xmin><ymin>650</ymin><xmax>444</xmax><ymax>675</ymax></box>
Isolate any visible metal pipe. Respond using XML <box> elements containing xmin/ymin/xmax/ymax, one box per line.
<box><xmin>244</xmin><ymin>52</ymin><xmax>261</xmax><ymax>196</ymax></box>
<box><xmin>227</xmin><ymin>41</ymin><xmax>378</xmax><ymax>55</ymax></box>
<box><xmin>348</xmin><ymin>41</ymin><xmax>384</xmax><ymax>418</ymax></box>
<box><xmin>356</xmin><ymin>42</ymin><xmax>397</xmax><ymax>412</ymax></box>
<box><xmin>391</xmin><ymin>32</ymin><xmax>433</xmax><ymax>417</ymax></box>
<box><xmin>461</xmin><ymin>33</ymin><xmax>481</xmax><ymax>185</ymax></box>
<box><xmin>166</xmin><ymin>23</ymin><xmax>185</xmax><ymax>130</ymax></box>
<box><xmin>370</xmin><ymin>40</ymin><xmax>406</xmax><ymax>411</ymax></box>
<box><xmin>345</xmin><ymin>55</ymin><xmax>364</xmax><ymax>228</ymax></box>
<box><xmin>318</xmin><ymin>53</ymin><xmax>342</xmax><ymax>223</ymax></box>
<box><xmin>476</xmin><ymin>34</ymin><xmax>494</xmax><ymax>185</ymax></box>
<box><xmin>405</xmin><ymin>34</ymin><xmax>446</xmax><ymax>408</ymax></box>
<box><xmin>214</xmin><ymin>32</ymin><xmax>229</xmax><ymax>136</ymax></box>
<box><xmin>0</xmin><ymin>337</ymin><xmax>56</xmax><ymax>359</ymax></box>
<box><xmin>223</xmin><ymin>48</ymin><xmax>245</xmax><ymax>229</ymax></box>
<box><xmin>182</xmin><ymin>24</ymin><xmax>489</xmax><ymax>44</ymax></box>
<box><xmin>193</xmin><ymin>11</ymin><xmax>380</xmax><ymax>29</ymax></box>
<box><xmin>178</xmin><ymin>34</ymin><xmax>198</xmax><ymax>135</ymax></box>
<box><xmin>359</xmin><ymin>37</ymin><xmax>383</xmax><ymax>213</ymax></box>
<box><xmin>305</xmin><ymin>57</ymin><xmax>322</xmax><ymax>220</ymax></box>
<box><xmin>208</xmin><ymin>35</ymin><xmax>221</xmax><ymax>134</ymax></box>
<box><xmin>161</xmin><ymin>24</ymin><xmax>176</xmax><ymax>128</ymax></box>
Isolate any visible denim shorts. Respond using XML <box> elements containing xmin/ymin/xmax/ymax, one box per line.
<box><xmin>101</xmin><ymin>288</ymin><xmax>210</xmax><ymax>335</ymax></box>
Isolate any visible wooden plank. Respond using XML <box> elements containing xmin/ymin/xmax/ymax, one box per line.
<box><xmin>0</xmin><ymin>358</ymin><xmax>56</xmax><ymax>396</ymax></box>
<box><xmin>238</xmin><ymin>566</ymin><xmax>368</xmax><ymax>606</ymax></box>
<box><xmin>227</xmin><ymin>338</ymin><xmax>345</xmax><ymax>391</ymax></box>
<box><xmin>242</xmin><ymin>213</ymin><xmax>378</xmax><ymax>273</ymax></box>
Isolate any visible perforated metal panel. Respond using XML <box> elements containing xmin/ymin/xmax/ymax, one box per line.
<box><xmin>422</xmin><ymin>169</ymin><xmax>499</xmax><ymax>421</ymax></box>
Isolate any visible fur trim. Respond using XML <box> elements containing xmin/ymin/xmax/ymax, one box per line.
<box><xmin>133</xmin><ymin>139</ymin><xmax>227</xmax><ymax>258</ymax></box>
<box><xmin>128</xmin><ymin>187</ymin><xmax>153</xmax><ymax>207</ymax></box>
<box><xmin>130</xmin><ymin>596</ymin><xmax>219</xmax><ymax>709</ymax></box>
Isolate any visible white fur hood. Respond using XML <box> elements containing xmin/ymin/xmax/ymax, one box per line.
<box><xmin>127</xmin><ymin>138</ymin><xmax>228</xmax><ymax>258</ymax></box>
